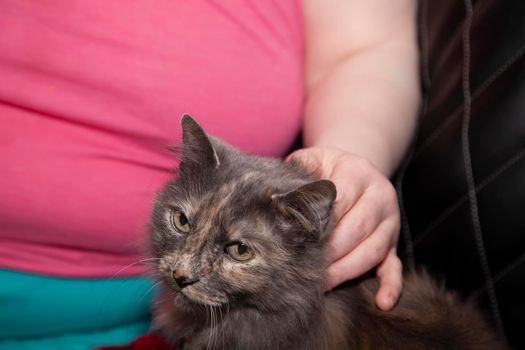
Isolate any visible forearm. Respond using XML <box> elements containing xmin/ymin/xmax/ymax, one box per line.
<box><xmin>302</xmin><ymin>0</ymin><xmax>420</xmax><ymax>176</ymax></box>
<box><xmin>303</xmin><ymin>44</ymin><xmax>420</xmax><ymax>176</ymax></box>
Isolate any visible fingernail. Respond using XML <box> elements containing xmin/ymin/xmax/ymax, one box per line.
<box><xmin>379</xmin><ymin>295</ymin><xmax>394</xmax><ymax>310</ymax></box>
<box><xmin>387</xmin><ymin>295</ymin><xmax>396</xmax><ymax>308</ymax></box>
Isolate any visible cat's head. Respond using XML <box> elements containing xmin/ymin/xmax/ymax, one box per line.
<box><xmin>149</xmin><ymin>115</ymin><xmax>336</xmax><ymax>313</ymax></box>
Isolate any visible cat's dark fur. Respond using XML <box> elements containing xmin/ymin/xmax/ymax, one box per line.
<box><xmin>148</xmin><ymin>115</ymin><xmax>506</xmax><ymax>350</ymax></box>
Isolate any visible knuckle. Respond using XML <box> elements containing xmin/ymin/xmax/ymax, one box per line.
<box><xmin>352</xmin><ymin>216</ymin><xmax>370</xmax><ymax>236</ymax></box>
<box><xmin>392</xmin><ymin>219</ymin><xmax>401</xmax><ymax>236</ymax></box>
<box><xmin>382</xmin><ymin>183</ymin><xmax>398</xmax><ymax>203</ymax></box>
<box><xmin>372</xmin><ymin>243</ymin><xmax>389</xmax><ymax>265</ymax></box>
<box><xmin>386</xmin><ymin>215</ymin><xmax>401</xmax><ymax>239</ymax></box>
<box><xmin>385</xmin><ymin>225</ymin><xmax>400</xmax><ymax>246</ymax></box>
<box><xmin>390</xmin><ymin>255</ymin><xmax>403</xmax><ymax>273</ymax></box>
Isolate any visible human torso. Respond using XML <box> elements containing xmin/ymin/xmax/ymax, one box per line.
<box><xmin>0</xmin><ymin>0</ymin><xmax>304</xmax><ymax>277</ymax></box>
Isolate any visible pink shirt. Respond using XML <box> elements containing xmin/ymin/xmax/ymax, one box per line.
<box><xmin>0</xmin><ymin>1</ymin><xmax>304</xmax><ymax>277</ymax></box>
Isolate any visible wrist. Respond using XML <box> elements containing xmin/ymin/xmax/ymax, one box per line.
<box><xmin>305</xmin><ymin>128</ymin><xmax>396</xmax><ymax>177</ymax></box>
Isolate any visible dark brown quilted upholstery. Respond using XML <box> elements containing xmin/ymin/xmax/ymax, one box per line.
<box><xmin>397</xmin><ymin>0</ymin><xmax>525</xmax><ymax>348</ymax></box>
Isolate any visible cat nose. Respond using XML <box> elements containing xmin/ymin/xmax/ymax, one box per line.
<box><xmin>172</xmin><ymin>270</ymin><xmax>199</xmax><ymax>289</ymax></box>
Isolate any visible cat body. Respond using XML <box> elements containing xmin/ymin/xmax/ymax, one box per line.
<box><xmin>149</xmin><ymin>116</ymin><xmax>505</xmax><ymax>350</ymax></box>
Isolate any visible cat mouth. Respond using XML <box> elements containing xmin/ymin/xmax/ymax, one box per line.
<box><xmin>175</xmin><ymin>288</ymin><xmax>227</xmax><ymax>308</ymax></box>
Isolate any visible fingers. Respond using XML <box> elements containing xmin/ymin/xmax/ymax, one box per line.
<box><xmin>375</xmin><ymin>248</ymin><xmax>403</xmax><ymax>310</ymax></box>
<box><xmin>325</xmin><ymin>218</ymin><xmax>398</xmax><ymax>290</ymax></box>
<box><xmin>288</xmin><ymin>146</ymin><xmax>403</xmax><ymax>307</ymax></box>
<box><xmin>326</xmin><ymin>190</ymin><xmax>386</xmax><ymax>263</ymax></box>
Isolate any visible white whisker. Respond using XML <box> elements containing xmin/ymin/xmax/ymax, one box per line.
<box><xmin>111</xmin><ymin>258</ymin><xmax>161</xmax><ymax>278</ymax></box>
<box><xmin>205</xmin><ymin>305</ymin><xmax>213</xmax><ymax>350</ymax></box>
<box><xmin>218</xmin><ymin>304</ymin><xmax>225</xmax><ymax>350</ymax></box>
<box><xmin>139</xmin><ymin>281</ymin><xmax>162</xmax><ymax>302</ymax></box>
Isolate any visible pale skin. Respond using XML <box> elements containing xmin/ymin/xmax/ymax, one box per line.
<box><xmin>290</xmin><ymin>0</ymin><xmax>420</xmax><ymax>310</ymax></box>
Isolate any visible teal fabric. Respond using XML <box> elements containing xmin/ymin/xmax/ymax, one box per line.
<box><xmin>0</xmin><ymin>269</ymin><xmax>155</xmax><ymax>350</ymax></box>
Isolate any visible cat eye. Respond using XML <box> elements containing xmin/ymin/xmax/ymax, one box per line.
<box><xmin>172</xmin><ymin>210</ymin><xmax>190</xmax><ymax>233</ymax></box>
<box><xmin>225</xmin><ymin>242</ymin><xmax>253</xmax><ymax>262</ymax></box>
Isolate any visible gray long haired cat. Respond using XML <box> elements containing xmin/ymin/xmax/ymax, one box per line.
<box><xmin>148</xmin><ymin>116</ymin><xmax>505</xmax><ymax>350</ymax></box>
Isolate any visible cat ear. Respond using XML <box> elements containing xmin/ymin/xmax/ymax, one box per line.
<box><xmin>180</xmin><ymin>114</ymin><xmax>220</xmax><ymax>169</ymax></box>
<box><xmin>273</xmin><ymin>180</ymin><xmax>337</xmax><ymax>240</ymax></box>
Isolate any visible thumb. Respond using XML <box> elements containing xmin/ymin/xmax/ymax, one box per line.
<box><xmin>285</xmin><ymin>148</ymin><xmax>322</xmax><ymax>172</ymax></box>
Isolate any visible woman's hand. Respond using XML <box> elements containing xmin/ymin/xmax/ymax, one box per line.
<box><xmin>288</xmin><ymin>146</ymin><xmax>403</xmax><ymax>311</ymax></box>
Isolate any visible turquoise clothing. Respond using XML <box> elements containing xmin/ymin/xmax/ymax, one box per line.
<box><xmin>0</xmin><ymin>269</ymin><xmax>154</xmax><ymax>350</ymax></box>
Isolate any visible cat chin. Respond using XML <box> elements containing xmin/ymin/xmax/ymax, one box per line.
<box><xmin>173</xmin><ymin>289</ymin><xmax>227</xmax><ymax>309</ymax></box>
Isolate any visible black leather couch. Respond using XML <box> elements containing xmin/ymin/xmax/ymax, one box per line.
<box><xmin>397</xmin><ymin>0</ymin><xmax>525</xmax><ymax>348</ymax></box>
